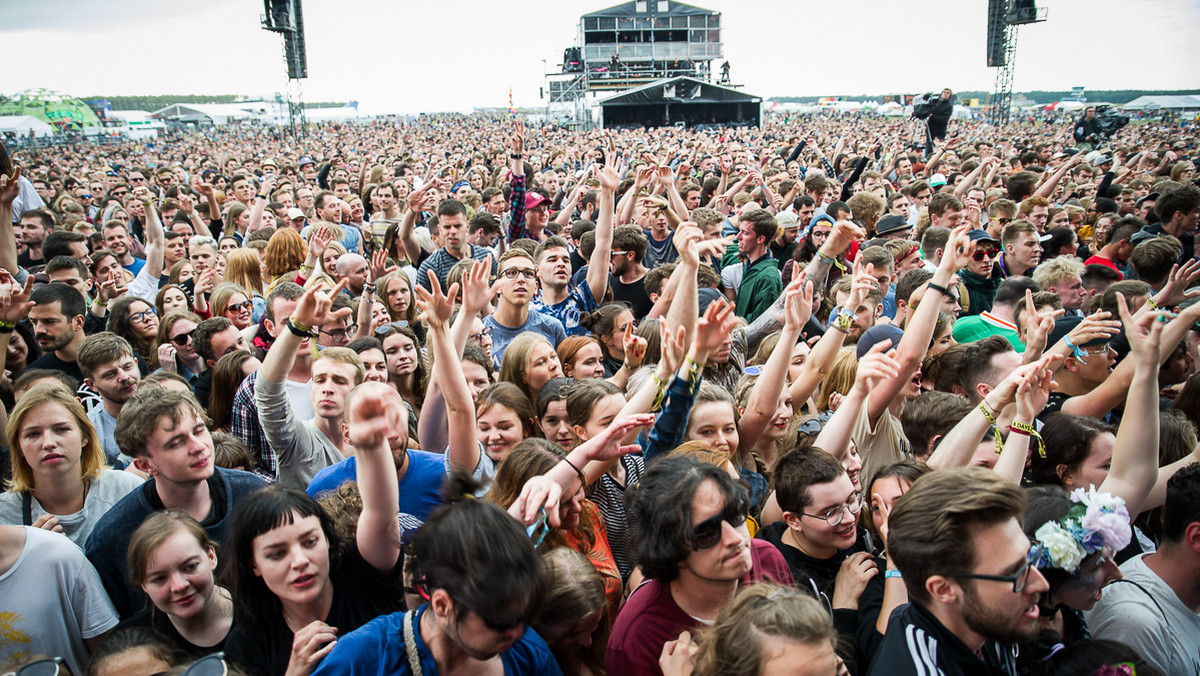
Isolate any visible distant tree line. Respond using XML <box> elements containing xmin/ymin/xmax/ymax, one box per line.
<box><xmin>87</xmin><ymin>95</ymin><xmax>347</xmax><ymax>112</ymax></box>
<box><xmin>769</xmin><ymin>89</ymin><xmax>1200</xmax><ymax>105</ymax></box>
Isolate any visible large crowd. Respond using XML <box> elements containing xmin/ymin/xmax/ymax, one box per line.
<box><xmin>1</xmin><ymin>105</ymin><xmax>1199</xmax><ymax>676</ymax></box>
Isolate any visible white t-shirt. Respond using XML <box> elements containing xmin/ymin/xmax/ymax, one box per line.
<box><xmin>0</xmin><ymin>527</ymin><xmax>119</xmax><ymax>675</ymax></box>
<box><xmin>0</xmin><ymin>470</ymin><xmax>144</xmax><ymax>546</ymax></box>
<box><xmin>1086</xmin><ymin>553</ymin><xmax>1200</xmax><ymax>676</ymax></box>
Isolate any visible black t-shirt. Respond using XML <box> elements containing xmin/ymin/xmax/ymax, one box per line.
<box><xmin>17</xmin><ymin>250</ymin><xmax>43</xmax><ymax>270</ymax></box>
<box><xmin>609</xmin><ymin>273</ymin><xmax>653</xmax><ymax>319</ymax></box>
<box><xmin>224</xmin><ymin>543</ymin><xmax>404</xmax><ymax>676</ymax></box>
<box><xmin>27</xmin><ymin>351</ymin><xmax>84</xmax><ymax>382</ymax></box>
<box><xmin>119</xmin><ymin>603</ymin><xmax>231</xmax><ymax>658</ymax></box>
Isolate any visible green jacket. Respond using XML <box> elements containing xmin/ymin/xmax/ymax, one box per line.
<box><xmin>735</xmin><ymin>253</ymin><xmax>783</xmax><ymax>323</ymax></box>
<box><xmin>958</xmin><ymin>269</ymin><xmax>1001</xmax><ymax>316</ymax></box>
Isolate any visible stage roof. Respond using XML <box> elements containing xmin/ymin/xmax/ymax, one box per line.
<box><xmin>583</xmin><ymin>1</ymin><xmax>717</xmax><ymax>18</ymax></box>
<box><xmin>599</xmin><ymin>76</ymin><xmax>758</xmax><ymax>106</ymax></box>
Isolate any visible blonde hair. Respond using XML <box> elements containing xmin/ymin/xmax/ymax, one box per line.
<box><xmin>210</xmin><ymin>282</ymin><xmax>251</xmax><ymax>321</ymax></box>
<box><xmin>815</xmin><ymin>347</ymin><xmax>858</xmax><ymax>412</ymax></box>
<box><xmin>224</xmin><ymin>249</ymin><xmax>265</xmax><ymax>296</ymax></box>
<box><xmin>6</xmin><ymin>385</ymin><xmax>105</xmax><ymax>493</ymax></box>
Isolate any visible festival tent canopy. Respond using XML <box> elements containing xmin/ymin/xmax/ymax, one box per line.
<box><xmin>0</xmin><ymin>115</ymin><xmax>54</xmax><ymax>137</ymax></box>
<box><xmin>150</xmin><ymin>102</ymin><xmax>280</xmax><ymax>126</ymax></box>
<box><xmin>1121</xmin><ymin>95</ymin><xmax>1200</xmax><ymax>111</ymax></box>
<box><xmin>598</xmin><ymin>76</ymin><xmax>760</xmax><ymax>128</ymax></box>
<box><xmin>0</xmin><ymin>88</ymin><xmax>102</xmax><ymax>129</ymax></box>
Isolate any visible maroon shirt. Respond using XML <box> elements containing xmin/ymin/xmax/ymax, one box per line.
<box><xmin>605</xmin><ymin>541</ymin><xmax>792</xmax><ymax>676</ymax></box>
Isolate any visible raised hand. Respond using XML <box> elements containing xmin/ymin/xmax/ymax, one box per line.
<box><xmin>0</xmin><ymin>167</ymin><xmax>21</xmax><ymax>207</ymax></box>
<box><xmin>460</xmin><ymin>255</ymin><xmax>493</xmax><ymax>314</ymax></box>
<box><xmin>690</xmin><ymin>299</ymin><xmax>738</xmax><ymax>363</ymax></box>
<box><xmin>368</xmin><ymin>249</ymin><xmax>395</xmax><ymax>283</ymax></box>
<box><xmin>346</xmin><ymin>381</ymin><xmax>405</xmax><ymax>451</ymax></box>
<box><xmin>1116</xmin><ymin>291</ymin><xmax>1165</xmax><ymax>366</ymax></box>
<box><xmin>782</xmin><ymin>275</ymin><xmax>814</xmax><ymax>333</ymax></box>
<box><xmin>850</xmin><ymin>340</ymin><xmax>902</xmax><ymax>396</ymax></box>
<box><xmin>285</xmin><ymin>620</ymin><xmax>338</xmax><ymax>676</ymax></box>
<box><xmin>157</xmin><ymin>343</ymin><xmax>178</xmax><ymax>374</ymax></box>
<box><xmin>622</xmin><ymin>322</ymin><xmax>648</xmax><ymax>370</ymax></box>
<box><xmin>414</xmin><ymin>271</ymin><xmax>458</xmax><ymax>330</ymax></box>
<box><xmin>293</xmin><ymin>279</ymin><xmax>353</xmax><ymax>329</ymax></box>
<box><xmin>0</xmin><ymin>274</ymin><xmax>33</xmax><ymax>325</ymax></box>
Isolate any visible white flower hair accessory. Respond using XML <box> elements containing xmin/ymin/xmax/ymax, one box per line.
<box><xmin>1034</xmin><ymin>487</ymin><xmax>1131</xmax><ymax>574</ymax></box>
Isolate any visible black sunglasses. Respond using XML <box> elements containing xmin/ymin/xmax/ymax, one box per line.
<box><xmin>171</xmin><ymin>328</ymin><xmax>196</xmax><ymax>346</ymax></box>
<box><xmin>688</xmin><ymin>495</ymin><xmax>749</xmax><ymax>550</ymax></box>
<box><xmin>4</xmin><ymin>657</ymin><xmax>62</xmax><ymax>676</ymax></box>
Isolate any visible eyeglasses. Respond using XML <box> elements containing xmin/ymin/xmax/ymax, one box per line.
<box><xmin>947</xmin><ymin>541</ymin><xmax>1043</xmax><ymax>594</ymax></box>
<box><xmin>501</xmin><ymin>267</ymin><xmax>537</xmax><ymax>280</ymax></box>
<box><xmin>320</xmin><ymin>325</ymin><xmax>357</xmax><ymax>341</ymax></box>
<box><xmin>169</xmin><ymin>653</ymin><xmax>228</xmax><ymax>676</ymax></box>
<box><xmin>470</xmin><ymin>326</ymin><xmax>493</xmax><ymax>342</ymax></box>
<box><xmin>130</xmin><ymin>307</ymin><xmax>158</xmax><ymax>323</ymax></box>
<box><xmin>76</xmin><ymin>193</ymin><xmax>92</xmax><ymax>199</ymax></box>
<box><xmin>3</xmin><ymin>656</ymin><xmax>63</xmax><ymax>676</ymax></box>
<box><xmin>226</xmin><ymin>300</ymin><xmax>253</xmax><ymax>313</ymax></box>
<box><xmin>688</xmin><ymin>495</ymin><xmax>749</xmax><ymax>550</ymax></box>
<box><xmin>129</xmin><ymin>176</ymin><xmax>146</xmax><ymax>183</ymax></box>
<box><xmin>801</xmin><ymin>492</ymin><xmax>864</xmax><ymax>527</ymax></box>
<box><xmin>972</xmin><ymin>249</ymin><xmax>999</xmax><ymax>262</ymax></box>
<box><xmin>171</xmin><ymin>328</ymin><xmax>196</xmax><ymax>346</ymax></box>
<box><xmin>112</xmin><ymin>190</ymin><xmax>128</xmax><ymax>197</ymax></box>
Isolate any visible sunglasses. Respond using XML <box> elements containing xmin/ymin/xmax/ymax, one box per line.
<box><xmin>688</xmin><ymin>495</ymin><xmax>749</xmax><ymax>550</ymax></box>
<box><xmin>227</xmin><ymin>300</ymin><xmax>253</xmax><ymax>313</ymax></box>
<box><xmin>171</xmin><ymin>328</ymin><xmax>196</xmax><ymax>346</ymax></box>
<box><xmin>153</xmin><ymin>653</ymin><xmax>227</xmax><ymax>676</ymax></box>
<box><xmin>112</xmin><ymin>190</ymin><xmax>129</xmax><ymax>197</ymax></box>
<box><xmin>996</xmin><ymin>217</ymin><xmax>1014</xmax><ymax>224</ymax></box>
<box><xmin>3</xmin><ymin>657</ymin><xmax>62</xmax><ymax>676</ymax></box>
<box><xmin>972</xmin><ymin>249</ymin><xmax>999</xmax><ymax>262</ymax></box>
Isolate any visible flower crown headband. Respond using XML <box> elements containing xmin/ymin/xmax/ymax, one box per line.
<box><xmin>1034</xmin><ymin>487</ymin><xmax>1132</xmax><ymax>573</ymax></box>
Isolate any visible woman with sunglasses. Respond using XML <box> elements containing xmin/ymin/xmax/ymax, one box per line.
<box><xmin>224</xmin><ymin>382</ymin><xmax>404</xmax><ymax>676</ymax></box>
<box><xmin>156</xmin><ymin>311</ymin><xmax>205</xmax><ymax>385</ymax></box>
<box><xmin>210</xmin><ymin>283</ymin><xmax>254</xmax><ymax>331</ymax></box>
<box><xmin>108</xmin><ymin>295</ymin><xmax>161</xmax><ymax>369</ymax></box>
<box><xmin>122</xmin><ymin>511</ymin><xmax>236</xmax><ymax>656</ymax></box>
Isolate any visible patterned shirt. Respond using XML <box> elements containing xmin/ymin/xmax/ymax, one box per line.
<box><xmin>533</xmin><ymin>279</ymin><xmax>599</xmax><ymax>337</ymax></box>
<box><xmin>415</xmin><ymin>244</ymin><xmax>497</xmax><ymax>292</ymax></box>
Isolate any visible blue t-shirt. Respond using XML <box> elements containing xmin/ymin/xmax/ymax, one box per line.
<box><xmin>124</xmin><ymin>257</ymin><xmax>146</xmax><ymax>276</ymax></box>
<box><xmin>310</xmin><ymin>605</ymin><xmax>562</xmax><ymax>676</ymax></box>
<box><xmin>484</xmin><ymin>310</ymin><xmax>567</xmax><ymax>370</ymax></box>
<box><xmin>306</xmin><ymin>450</ymin><xmax>445</xmax><ymax>539</ymax></box>
<box><xmin>533</xmin><ymin>279</ymin><xmax>598</xmax><ymax>338</ymax></box>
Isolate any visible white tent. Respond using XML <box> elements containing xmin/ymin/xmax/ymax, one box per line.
<box><xmin>150</xmin><ymin>102</ymin><xmax>283</xmax><ymax>126</ymax></box>
<box><xmin>1122</xmin><ymin>95</ymin><xmax>1200</xmax><ymax>111</ymax></box>
<box><xmin>105</xmin><ymin>110</ymin><xmax>167</xmax><ymax>139</ymax></box>
<box><xmin>0</xmin><ymin>115</ymin><xmax>53</xmax><ymax>137</ymax></box>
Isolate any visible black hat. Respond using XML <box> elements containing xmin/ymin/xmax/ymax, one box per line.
<box><xmin>1048</xmin><ymin>316</ymin><xmax>1110</xmax><ymax>351</ymax></box>
<box><xmin>875</xmin><ymin>214</ymin><xmax>911</xmax><ymax>236</ymax></box>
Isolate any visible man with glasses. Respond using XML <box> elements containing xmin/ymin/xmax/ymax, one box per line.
<box><xmin>484</xmin><ymin>249</ymin><xmax>566</xmax><ymax>369</ymax></box>
<box><xmin>985</xmin><ymin>198</ymin><xmax>1016</xmax><ymax>241</ymax></box>
<box><xmin>608</xmin><ymin>456</ymin><xmax>792</xmax><ymax>676</ymax></box>
<box><xmin>761</xmin><ymin>449</ymin><xmax>873</xmax><ymax>653</ymax></box>
<box><xmin>871</xmin><ymin>468</ymin><xmax>1048</xmax><ymax>676</ymax></box>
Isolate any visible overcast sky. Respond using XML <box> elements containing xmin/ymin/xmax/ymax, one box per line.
<box><xmin>3</xmin><ymin>0</ymin><xmax>1198</xmax><ymax>114</ymax></box>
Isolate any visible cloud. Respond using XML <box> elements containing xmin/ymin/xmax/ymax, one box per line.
<box><xmin>0</xmin><ymin>0</ymin><xmax>242</xmax><ymax>33</ymax></box>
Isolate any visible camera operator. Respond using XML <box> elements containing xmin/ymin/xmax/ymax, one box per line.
<box><xmin>1073</xmin><ymin>105</ymin><xmax>1102</xmax><ymax>146</ymax></box>
<box><xmin>913</xmin><ymin>88</ymin><xmax>954</xmax><ymax>155</ymax></box>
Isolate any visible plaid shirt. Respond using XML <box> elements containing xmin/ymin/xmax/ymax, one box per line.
<box><xmin>507</xmin><ymin>172</ymin><xmax>530</xmax><ymax>242</ymax></box>
<box><xmin>231</xmin><ymin>371</ymin><xmax>277</xmax><ymax>481</ymax></box>
<box><xmin>415</xmin><ymin>244</ymin><xmax>497</xmax><ymax>292</ymax></box>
